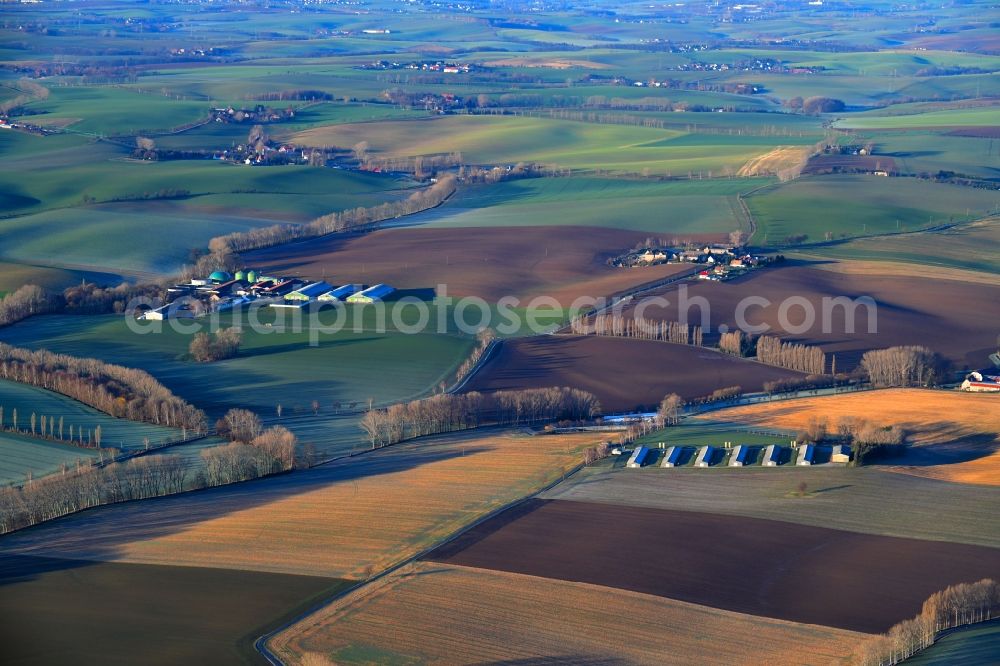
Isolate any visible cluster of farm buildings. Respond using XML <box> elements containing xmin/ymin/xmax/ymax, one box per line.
<box><xmin>623</xmin><ymin>442</ymin><xmax>851</xmax><ymax>469</ymax></box>
<box><xmin>141</xmin><ymin>270</ymin><xmax>396</xmax><ymax>320</ymax></box>
<box><xmin>613</xmin><ymin>244</ymin><xmax>774</xmax><ymax>282</ymax></box>
<box><xmin>961</xmin><ymin>370</ymin><xmax>1000</xmax><ymax>393</ymax></box>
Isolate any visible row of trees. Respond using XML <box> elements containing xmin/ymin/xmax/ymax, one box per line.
<box><xmin>189</xmin><ymin>327</ymin><xmax>243</xmax><ymax>362</ymax></box>
<box><xmin>208</xmin><ymin>174</ymin><xmax>457</xmax><ymax>255</ymax></box>
<box><xmin>0</xmin><ymin>405</ymin><xmax>108</xmax><ymax>449</ymax></box>
<box><xmin>1</xmin><ymin>282</ymin><xmax>167</xmax><ymax>329</ymax></box>
<box><xmin>360</xmin><ymin>387</ymin><xmax>602</xmax><ymax>448</ymax></box>
<box><xmin>854</xmin><ymin>579</ymin><xmax>1000</xmax><ymax>666</ymax></box>
<box><xmin>755</xmin><ymin>335</ymin><xmax>827</xmax><ymax>375</ymax></box>
<box><xmin>0</xmin><ymin>284</ymin><xmax>59</xmax><ymax>327</ymax></box>
<box><xmin>0</xmin><ymin>78</ymin><xmax>49</xmax><ymax>114</ymax></box>
<box><xmin>0</xmin><ymin>408</ymin><xmax>302</xmax><ymax>535</ymax></box>
<box><xmin>860</xmin><ymin>346</ymin><xmax>945</xmax><ymax>388</ymax></box>
<box><xmin>0</xmin><ymin>342</ymin><xmax>207</xmax><ymax>432</ymax></box>
<box><xmin>450</xmin><ymin>329</ymin><xmax>496</xmax><ymax>390</ymax></box>
<box><xmin>569</xmin><ymin>314</ymin><xmax>703</xmax><ymax>346</ymax></box>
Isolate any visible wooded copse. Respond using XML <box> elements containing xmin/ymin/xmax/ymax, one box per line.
<box><xmin>861</xmin><ymin>346</ymin><xmax>945</xmax><ymax>388</ymax></box>
<box><xmin>853</xmin><ymin>579</ymin><xmax>1000</xmax><ymax>666</ymax></box>
<box><xmin>207</xmin><ymin>174</ymin><xmax>457</xmax><ymax>255</ymax></box>
<box><xmin>0</xmin><ymin>342</ymin><xmax>207</xmax><ymax>432</ymax></box>
<box><xmin>569</xmin><ymin>314</ymin><xmax>702</xmax><ymax>346</ymax></box>
<box><xmin>0</xmin><ymin>281</ymin><xmax>168</xmax><ymax>330</ymax></box>
<box><xmin>360</xmin><ymin>387</ymin><xmax>602</xmax><ymax>448</ymax></box>
<box><xmin>189</xmin><ymin>327</ymin><xmax>243</xmax><ymax>362</ymax></box>
<box><xmin>755</xmin><ymin>335</ymin><xmax>826</xmax><ymax>375</ymax></box>
<box><xmin>0</xmin><ymin>284</ymin><xmax>59</xmax><ymax>327</ymax></box>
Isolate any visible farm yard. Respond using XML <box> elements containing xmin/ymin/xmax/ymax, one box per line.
<box><xmin>272</xmin><ymin>561</ymin><xmax>864</xmax><ymax>666</ymax></box>
<box><xmin>425</xmin><ymin>499</ymin><xmax>1000</xmax><ymax>633</ymax></box>
<box><xmin>623</xmin><ymin>259</ymin><xmax>1000</xmax><ymax>370</ymax></box>
<box><xmin>0</xmin><ymin>430</ymin><xmax>601</xmax><ymax>579</ymax></box>
<box><xmin>0</xmin><ymin>554</ymin><xmax>346</xmax><ymax>666</ymax></box>
<box><xmin>462</xmin><ymin>335</ymin><xmax>804</xmax><ymax>412</ymax></box>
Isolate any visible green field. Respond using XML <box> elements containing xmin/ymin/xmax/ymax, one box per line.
<box><xmin>905</xmin><ymin>621</ymin><xmax>1000</xmax><ymax>665</ymax></box>
<box><xmin>0</xmin><ymin>555</ymin><xmax>348</xmax><ymax>666</ymax></box>
<box><xmin>747</xmin><ymin>174</ymin><xmax>1000</xmax><ymax>245</ymax></box>
<box><xmin>863</xmin><ymin>130</ymin><xmax>1000</xmax><ymax>180</ymax></box>
<box><xmin>803</xmin><ymin>217</ymin><xmax>1000</xmax><ymax>274</ymax></box>
<box><xmin>0</xmin><ymin>313</ymin><xmax>476</xmax><ymax>455</ymax></box>
<box><xmin>541</xmin><ymin>465</ymin><xmax>1000</xmax><ymax>549</ymax></box>
<box><xmin>835</xmin><ymin>106</ymin><xmax>1000</xmax><ymax>130</ymax></box>
<box><xmin>407</xmin><ymin>176</ymin><xmax>765</xmax><ymax>234</ymax></box>
<box><xmin>290</xmin><ymin>114</ymin><xmax>813</xmax><ymax>175</ymax></box>
<box><xmin>0</xmin><ymin>431</ymin><xmax>99</xmax><ymax>486</ymax></box>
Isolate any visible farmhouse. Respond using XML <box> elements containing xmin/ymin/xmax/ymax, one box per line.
<box><xmin>695</xmin><ymin>445</ymin><xmax>714</xmax><ymax>468</ymax></box>
<box><xmin>627</xmin><ymin>446</ymin><xmax>650</xmax><ymax>468</ymax></box>
<box><xmin>961</xmin><ymin>371</ymin><xmax>1000</xmax><ymax>393</ymax></box>
<box><xmin>762</xmin><ymin>444</ymin><xmax>781</xmax><ymax>467</ymax></box>
<box><xmin>347</xmin><ymin>283</ymin><xmax>396</xmax><ymax>304</ymax></box>
<box><xmin>318</xmin><ymin>284</ymin><xmax>366</xmax><ymax>302</ymax></box>
<box><xmin>286</xmin><ymin>281</ymin><xmax>334</xmax><ymax>302</ymax></box>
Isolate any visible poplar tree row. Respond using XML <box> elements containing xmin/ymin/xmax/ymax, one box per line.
<box><xmin>569</xmin><ymin>314</ymin><xmax>702</xmax><ymax>346</ymax></box>
<box><xmin>0</xmin><ymin>406</ymin><xmax>105</xmax><ymax>448</ymax></box>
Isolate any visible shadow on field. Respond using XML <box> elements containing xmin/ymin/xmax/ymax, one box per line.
<box><xmin>0</xmin><ymin>440</ymin><xmax>491</xmax><ymax>575</ymax></box>
<box><xmin>482</xmin><ymin>658</ymin><xmax>629</xmax><ymax>665</ymax></box>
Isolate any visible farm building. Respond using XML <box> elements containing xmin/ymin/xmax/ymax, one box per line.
<box><xmin>286</xmin><ymin>281</ymin><xmax>334</xmax><ymax>302</ymax></box>
<box><xmin>796</xmin><ymin>444</ymin><xmax>816</xmax><ymax>466</ymax></box>
<box><xmin>695</xmin><ymin>446</ymin><xmax>714</xmax><ymax>468</ymax></box>
<box><xmin>209</xmin><ymin>270</ymin><xmax>232</xmax><ymax>283</ymax></box>
<box><xmin>318</xmin><ymin>284</ymin><xmax>366</xmax><ymax>302</ymax></box>
<box><xmin>831</xmin><ymin>445</ymin><xmax>851</xmax><ymax>464</ymax></box>
<box><xmin>347</xmin><ymin>283</ymin><xmax>396</xmax><ymax>304</ymax></box>
<box><xmin>729</xmin><ymin>445</ymin><xmax>750</xmax><ymax>467</ymax></box>
<box><xmin>961</xmin><ymin>371</ymin><xmax>1000</xmax><ymax>393</ymax></box>
<box><xmin>627</xmin><ymin>446</ymin><xmax>650</xmax><ymax>468</ymax></box>
<box><xmin>661</xmin><ymin>446</ymin><xmax>683</xmax><ymax>468</ymax></box>
<box><xmin>762</xmin><ymin>444</ymin><xmax>781</xmax><ymax>467</ymax></box>
<box><xmin>140</xmin><ymin>302</ymin><xmax>198</xmax><ymax>320</ymax></box>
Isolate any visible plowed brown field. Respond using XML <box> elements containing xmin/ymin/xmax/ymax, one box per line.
<box><xmin>463</xmin><ymin>335</ymin><xmax>804</xmax><ymax>412</ymax></box>
<box><xmin>247</xmin><ymin>225</ymin><xmax>699</xmax><ymax>303</ymax></box>
<box><xmin>426</xmin><ymin>499</ymin><xmax>1000</xmax><ymax>633</ymax></box>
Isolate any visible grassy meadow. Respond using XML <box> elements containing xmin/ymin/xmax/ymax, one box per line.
<box><xmin>0</xmin><ymin>431</ymin><xmax>99</xmax><ymax>486</ymax></box>
<box><xmin>747</xmin><ymin>175</ymin><xmax>1000</xmax><ymax>244</ymax></box>
<box><xmin>407</xmin><ymin>176</ymin><xmax>764</xmax><ymax>234</ymax></box>
<box><xmin>904</xmin><ymin>621</ymin><xmax>1000</xmax><ymax>665</ymax></box>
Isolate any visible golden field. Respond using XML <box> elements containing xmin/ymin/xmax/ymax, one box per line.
<box><xmin>274</xmin><ymin>562</ymin><xmax>865</xmax><ymax>666</ymax></box>
<box><xmin>0</xmin><ymin>430</ymin><xmax>601</xmax><ymax>578</ymax></box>
<box><xmin>712</xmin><ymin>388</ymin><xmax>1000</xmax><ymax>485</ymax></box>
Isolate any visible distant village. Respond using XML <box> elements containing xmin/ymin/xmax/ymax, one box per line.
<box><xmin>610</xmin><ymin>244</ymin><xmax>780</xmax><ymax>282</ymax></box>
<box><xmin>141</xmin><ymin>270</ymin><xmax>396</xmax><ymax>320</ymax></box>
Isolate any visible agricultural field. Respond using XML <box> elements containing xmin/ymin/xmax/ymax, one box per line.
<box><xmin>904</xmin><ymin>620</ymin><xmax>1000</xmax><ymax>665</ymax></box>
<box><xmin>0</xmin><ymin>554</ymin><xmax>346</xmax><ymax>666</ymax></box>
<box><xmin>0</xmin><ymin>313</ymin><xmax>474</xmax><ymax>455</ymax></box>
<box><xmin>0</xmin><ymin>430</ymin><xmax>601</xmax><ymax>579</ymax></box>
<box><xmin>248</xmin><ymin>223</ymin><xmax>699</xmax><ymax>304</ymax></box>
<box><xmin>747</xmin><ymin>175</ymin><xmax>1000</xmax><ymax>244</ymax></box>
<box><xmin>426</xmin><ymin>499</ymin><xmax>1000</xmax><ymax>633</ymax></box>
<box><xmin>624</xmin><ymin>259</ymin><xmax>1000</xmax><ymax>370</ymax></box>
<box><xmin>289</xmin><ymin>114</ymin><xmax>815</xmax><ymax>176</ymax></box>
<box><xmin>542</xmin><ymin>463</ymin><xmax>1000</xmax><ymax>549</ymax></box>
<box><xmin>0</xmin><ymin>431</ymin><xmax>99</xmax><ymax>487</ymax></box>
<box><xmin>858</xmin><ymin>130</ymin><xmax>1000</xmax><ymax>180</ymax></box>
<box><xmin>802</xmin><ymin>217</ymin><xmax>1000</xmax><ymax>275</ymax></box>
<box><xmin>272</xmin><ymin>561</ymin><xmax>864</xmax><ymax>666</ymax></box>
<box><xmin>463</xmin><ymin>336</ymin><xmax>804</xmax><ymax>413</ymax></box>
<box><xmin>402</xmin><ymin>176</ymin><xmax>761</xmax><ymax>235</ymax></box>
<box><xmin>834</xmin><ymin>105</ymin><xmax>1000</xmax><ymax>130</ymax></box>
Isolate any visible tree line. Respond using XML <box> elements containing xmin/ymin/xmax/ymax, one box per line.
<box><xmin>861</xmin><ymin>346</ymin><xmax>946</xmax><ymax>388</ymax></box>
<box><xmin>0</xmin><ymin>282</ymin><xmax>167</xmax><ymax>330</ymax></box>
<box><xmin>207</xmin><ymin>174</ymin><xmax>457</xmax><ymax>255</ymax></box>
<box><xmin>448</xmin><ymin>329</ymin><xmax>496</xmax><ymax>391</ymax></box>
<box><xmin>854</xmin><ymin>579</ymin><xmax>999</xmax><ymax>666</ymax></box>
<box><xmin>0</xmin><ymin>404</ymin><xmax>113</xmax><ymax>451</ymax></box>
<box><xmin>569</xmin><ymin>313</ymin><xmax>703</xmax><ymax>346</ymax></box>
<box><xmin>0</xmin><ymin>342</ymin><xmax>207</xmax><ymax>432</ymax></box>
<box><xmin>360</xmin><ymin>387</ymin><xmax>602</xmax><ymax>448</ymax></box>
<box><xmin>755</xmin><ymin>335</ymin><xmax>826</xmax><ymax>375</ymax></box>
<box><xmin>0</xmin><ymin>408</ymin><xmax>303</xmax><ymax>535</ymax></box>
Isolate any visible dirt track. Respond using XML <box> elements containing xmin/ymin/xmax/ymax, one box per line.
<box><xmin>622</xmin><ymin>260</ymin><xmax>1000</xmax><ymax>369</ymax></box>
<box><xmin>462</xmin><ymin>335</ymin><xmax>803</xmax><ymax>412</ymax></box>
<box><xmin>426</xmin><ymin>499</ymin><xmax>1000</xmax><ymax>634</ymax></box>
<box><xmin>247</xmin><ymin>225</ymin><xmax>703</xmax><ymax>303</ymax></box>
